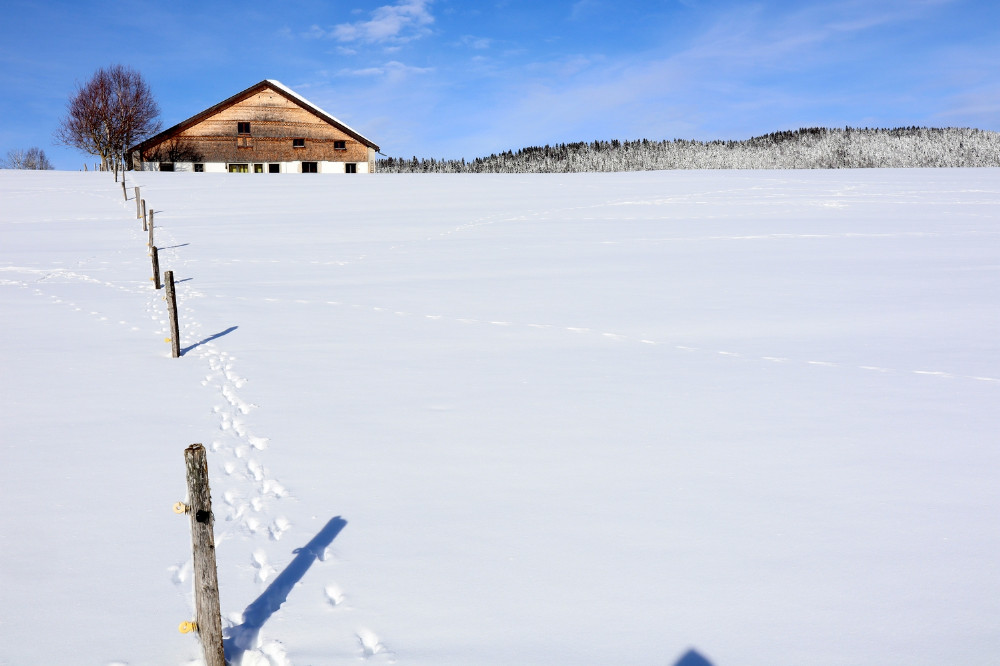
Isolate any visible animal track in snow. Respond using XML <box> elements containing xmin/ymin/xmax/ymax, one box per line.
<box><xmin>251</xmin><ymin>549</ymin><xmax>277</xmax><ymax>584</ymax></box>
<box><xmin>118</xmin><ymin>184</ymin><xmax>359</xmax><ymax>662</ymax></box>
<box><xmin>184</xmin><ymin>289</ymin><xmax>1000</xmax><ymax>387</ymax></box>
<box><xmin>247</xmin><ymin>459</ymin><xmax>266</xmax><ymax>482</ymax></box>
<box><xmin>245</xmin><ymin>516</ymin><xmax>262</xmax><ymax>535</ymax></box>
<box><xmin>6</xmin><ymin>279</ymin><xmax>151</xmax><ymax>335</ymax></box>
<box><xmin>231</xmin><ymin>417</ymin><xmax>249</xmax><ymax>438</ymax></box>
<box><xmin>261</xmin><ymin>479</ymin><xmax>288</xmax><ymax>498</ymax></box>
<box><xmin>338</xmin><ymin>297</ymin><xmax>1000</xmax><ymax>386</ymax></box>
<box><xmin>324</xmin><ymin>584</ymin><xmax>345</xmax><ymax>607</ymax></box>
<box><xmin>268</xmin><ymin>516</ymin><xmax>291</xmax><ymax>541</ymax></box>
<box><xmin>222</xmin><ymin>384</ymin><xmax>255</xmax><ymax>414</ymax></box>
<box><xmin>168</xmin><ymin>560</ymin><xmax>191</xmax><ymax>585</ymax></box>
<box><xmin>355</xmin><ymin>628</ymin><xmax>390</xmax><ymax>659</ymax></box>
<box><xmin>254</xmin><ymin>641</ymin><xmax>292</xmax><ymax>666</ymax></box>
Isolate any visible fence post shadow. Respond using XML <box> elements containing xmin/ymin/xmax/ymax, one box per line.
<box><xmin>673</xmin><ymin>648</ymin><xmax>714</xmax><ymax>666</ymax></box>
<box><xmin>180</xmin><ymin>325</ymin><xmax>238</xmax><ymax>356</ymax></box>
<box><xmin>224</xmin><ymin>516</ymin><xmax>348</xmax><ymax>663</ymax></box>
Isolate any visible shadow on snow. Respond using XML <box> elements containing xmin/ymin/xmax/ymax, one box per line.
<box><xmin>224</xmin><ymin>516</ymin><xmax>348</xmax><ymax>663</ymax></box>
<box><xmin>673</xmin><ymin>648</ymin><xmax>714</xmax><ymax>666</ymax></box>
<box><xmin>180</xmin><ymin>325</ymin><xmax>238</xmax><ymax>356</ymax></box>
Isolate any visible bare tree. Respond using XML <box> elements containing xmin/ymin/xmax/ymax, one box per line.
<box><xmin>145</xmin><ymin>138</ymin><xmax>204</xmax><ymax>164</ymax></box>
<box><xmin>55</xmin><ymin>64</ymin><xmax>161</xmax><ymax>181</ymax></box>
<box><xmin>2</xmin><ymin>147</ymin><xmax>54</xmax><ymax>169</ymax></box>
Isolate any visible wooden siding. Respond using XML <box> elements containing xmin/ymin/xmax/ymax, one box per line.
<box><xmin>140</xmin><ymin>89</ymin><xmax>370</xmax><ymax>164</ymax></box>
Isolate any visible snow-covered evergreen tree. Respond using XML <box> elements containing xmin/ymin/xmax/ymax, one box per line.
<box><xmin>378</xmin><ymin>127</ymin><xmax>1000</xmax><ymax>173</ymax></box>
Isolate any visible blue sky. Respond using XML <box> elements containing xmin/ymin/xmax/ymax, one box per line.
<box><xmin>1</xmin><ymin>0</ymin><xmax>998</xmax><ymax>169</ymax></box>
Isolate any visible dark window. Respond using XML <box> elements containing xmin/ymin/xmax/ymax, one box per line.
<box><xmin>238</xmin><ymin>122</ymin><xmax>251</xmax><ymax>135</ymax></box>
<box><xmin>159</xmin><ymin>162</ymin><xmax>174</xmax><ymax>172</ymax></box>
<box><xmin>268</xmin><ymin>164</ymin><xmax>280</xmax><ymax>173</ymax></box>
<box><xmin>228</xmin><ymin>163</ymin><xmax>249</xmax><ymax>173</ymax></box>
<box><xmin>194</xmin><ymin>163</ymin><xmax>204</xmax><ymax>172</ymax></box>
<box><xmin>254</xmin><ymin>163</ymin><xmax>264</xmax><ymax>173</ymax></box>
<box><xmin>345</xmin><ymin>163</ymin><xmax>357</xmax><ymax>173</ymax></box>
<box><xmin>293</xmin><ymin>138</ymin><xmax>305</xmax><ymax>148</ymax></box>
<box><xmin>302</xmin><ymin>161</ymin><xmax>318</xmax><ymax>173</ymax></box>
<box><xmin>333</xmin><ymin>140</ymin><xmax>346</xmax><ymax>150</ymax></box>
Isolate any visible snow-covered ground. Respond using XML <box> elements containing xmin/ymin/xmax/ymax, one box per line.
<box><xmin>1</xmin><ymin>168</ymin><xmax>998</xmax><ymax>666</ymax></box>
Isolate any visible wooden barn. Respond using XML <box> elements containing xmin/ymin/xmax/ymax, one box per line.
<box><xmin>129</xmin><ymin>80</ymin><xmax>380</xmax><ymax>174</ymax></box>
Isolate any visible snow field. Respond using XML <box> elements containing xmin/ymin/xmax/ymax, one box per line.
<box><xmin>1</xmin><ymin>169</ymin><xmax>999</xmax><ymax>665</ymax></box>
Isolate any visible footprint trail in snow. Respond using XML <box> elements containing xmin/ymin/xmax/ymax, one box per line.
<box><xmin>139</xmin><ymin>217</ymin><xmax>378</xmax><ymax>665</ymax></box>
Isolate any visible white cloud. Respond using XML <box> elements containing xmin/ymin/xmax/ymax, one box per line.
<box><xmin>332</xmin><ymin>0</ymin><xmax>434</xmax><ymax>44</ymax></box>
<box><xmin>460</xmin><ymin>35</ymin><xmax>493</xmax><ymax>50</ymax></box>
<box><xmin>341</xmin><ymin>66</ymin><xmax>387</xmax><ymax>77</ymax></box>
<box><xmin>338</xmin><ymin>61</ymin><xmax>434</xmax><ymax>82</ymax></box>
<box><xmin>302</xmin><ymin>24</ymin><xmax>326</xmax><ymax>39</ymax></box>
<box><xmin>455</xmin><ymin>0</ymin><xmax>979</xmax><ymax>150</ymax></box>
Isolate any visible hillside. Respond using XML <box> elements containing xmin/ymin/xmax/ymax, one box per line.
<box><xmin>379</xmin><ymin>127</ymin><xmax>1000</xmax><ymax>172</ymax></box>
<box><xmin>2</xmin><ymin>169</ymin><xmax>999</xmax><ymax>665</ymax></box>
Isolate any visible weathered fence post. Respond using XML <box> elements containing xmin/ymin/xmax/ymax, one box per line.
<box><xmin>142</xmin><ymin>199</ymin><xmax>147</xmax><ymax>231</ymax></box>
<box><xmin>135</xmin><ymin>187</ymin><xmax>141</xmax><ymax>218</ymax></box>
<box><xmin>178</xmin><ymin>443</ymin><xmax>225</xmax><ymax>666</ymax></box>
<box><xmin>121</xmin><ymin>181</ymin><xmax>127</xmax><ymax>200</ymax></box>
<box><xmin>165</xmin><ymin>270</ymin><xmax>180</xmax><ymax>358</ymax></box>
<box><xmin>147</xmin><ymin>209</ymin><xmax>154</xmax><ymax>248</ymax></box>
<box><xmin>151</xmin><ymin>246</ymin><xmax>161</xmax><ymax>290</ymax></box>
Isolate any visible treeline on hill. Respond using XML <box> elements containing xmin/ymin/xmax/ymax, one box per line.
<box><xmin>378</xmin><ymin>127</ymin><xmax>1000</xmax><ymax>173</ymax></box>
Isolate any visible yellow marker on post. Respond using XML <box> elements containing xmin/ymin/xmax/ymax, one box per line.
<box><xmin>179</xmin><ymin>621</ymin><xmax>196</xmax><ymax>634</ymax></box>
<box><xmin>173</xmin><ymin>502</ymin><xmax>189</xmax><ymax>514</ymax></box>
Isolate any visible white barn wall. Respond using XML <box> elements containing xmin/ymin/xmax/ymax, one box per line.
<box><xmin>135</xmin><ymin>161</ymin><xmax>370</xmax><ymax>173</ymax></box>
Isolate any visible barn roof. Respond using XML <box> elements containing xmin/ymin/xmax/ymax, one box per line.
<box><xmin>130</xmin><ymin>79</ymin><xmax>379</xmax><ymax>154</ymax></box>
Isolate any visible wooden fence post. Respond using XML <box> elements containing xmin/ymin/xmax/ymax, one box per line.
<box><xmin>135</xmin><ymin>187</ymin><xmax>141</xmax><ymax>218</ymax></box>
<box><xmin>181</xmin><ymin>443</ymin><xmax>225</xmax><ymax>666</ymax></box>
<box><xmin>148</xmin><ymin>209</ymin><xmax>154</xmax><ymax>248</ymax></box>
<box><xmin>151</xmin><ymin>246</ymin><xmax>161</xmax><ymax>290</ymax></box>
<box><xmin>165</xmin><ymin>270</ymin><xmax>180</xmax><ymax>358</ymax></box>
<box><xmin>142</xmin><ymin>199</ymin><xmax>147</xmax><ymax>231</ymax></box>
<box><xmin>121</xmin><ymin>181</ymin><xmax>127</xmax><ymax>200</ymax></box>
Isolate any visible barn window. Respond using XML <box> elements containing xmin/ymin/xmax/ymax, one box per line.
<box><xmin>159</xmin><ymin>162</ymin><xmax>174</xmax><ymax>172</ymax></box>
<box><xmin>302</xmin><ymin>161</ymin><xmax>318</xmax><ymax>173</ymax></box>
<box><xmin>194</xmin><ymin>163</ymin><xmax>204</xmax><ymax>172</ymax></box>
<box><xmin>293</xmin><ymin>138</ymin><xmax>305</xmax><ymax>148</ymax></box>
<box><xmin>268</xmin><ymin>164</ymin><xmax>280</xmax><ymax>173</ymax></box>
<box><xmin>345</xmin><ymin>163</ymin><xmax>357</xmax><ymax>173</ymax></box>
<box><xmin>334</xmin><ymin>140</ymin><xmax>346</xmax><ymax>150</ymax></box>
<box><xmin>237</xmin><ymin>122</ymin><xmax>251</xmax><ymax>135</ymax></box>
<box><xmin>228</xmin><ymin>163</ymin><xmax>249</xmax><ymax>173</ymax></box>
